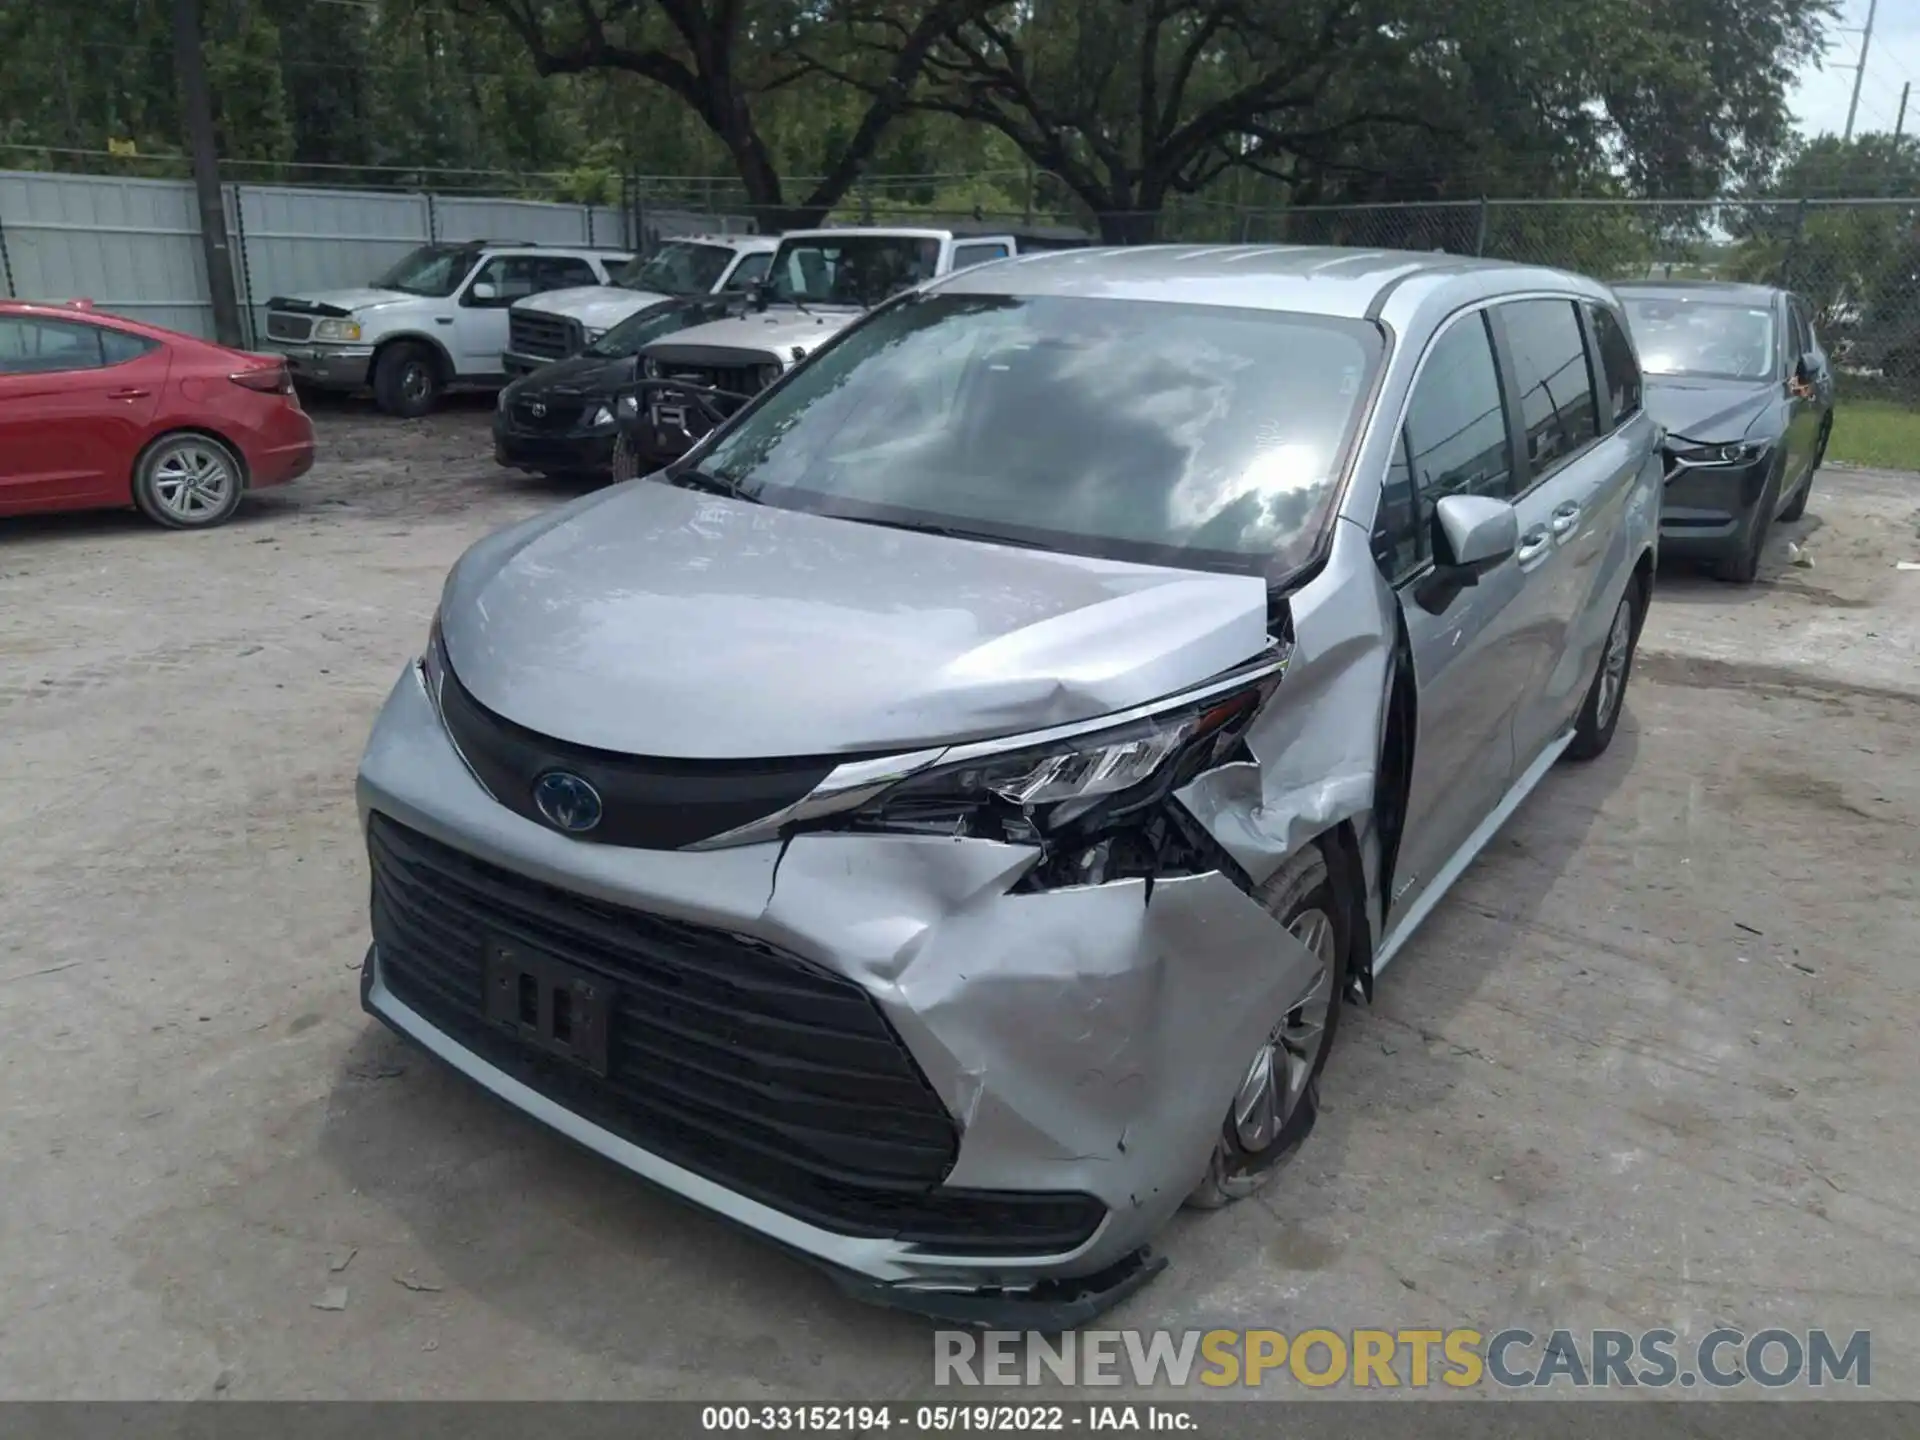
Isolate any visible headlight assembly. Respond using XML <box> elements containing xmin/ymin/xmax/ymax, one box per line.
<box><xmin>642</xmin><ymin>356</ymin><xmax>662</xmax><ymax>379</ymax></box>
<box><xmin>314</xmin><ymin>318</ymin><xmax>362</xmax><ymax>342</ymax></box>
<box><xmin>1669</xmin><ymin>440</ymin><xmax>1768</xmax><ymax>468</ymax></box>
<box><xmin>842</xmin><ymin>664</ymin><xmax>1285</xmax><ymax>846</ymax></box>
<box><xmin>419</xmin><ymin>612</ymin><xmax>448</xmax><ymax>713</ymax></box>
<box><xmin>586</xmin><ymin>404</ymin><xmax>614</xmax><ymax>429</ymax></box>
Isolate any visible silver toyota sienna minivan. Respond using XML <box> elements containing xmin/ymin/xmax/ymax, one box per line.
<box><xmin>356</xmin><ymin>245</ymin><xmax>1662</xmax><ymax>1325</ymax></box>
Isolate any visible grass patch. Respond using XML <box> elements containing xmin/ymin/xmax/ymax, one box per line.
<box><xmin>1828</xmin><ymin>398</ymin><xmax>1920</xmax><ymax>471</ymax></box>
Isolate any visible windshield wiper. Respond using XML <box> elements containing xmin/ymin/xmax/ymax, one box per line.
<box><xmin>834</xmin><ymin>515</ymin><xmax>1049</xmax><ymax>550</ymax></box>
<box><xmin>669</xmin><ymin>467</ymin><xmax>759</xmax><ymax>503</ymax></box>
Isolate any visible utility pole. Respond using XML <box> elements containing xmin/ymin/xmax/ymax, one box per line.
<box><xmin>1842</xmin><ymin>0</ymin><xmax>1878</xmax><ymax>142</ymax></box>
<box><xmin>1895</xmin><ymin>81</ymin><xmax>1911</xmax><ymax>147</ymax></box>
<box><xmin>173</xmin><ymin>0</ymin><xmax>243</xmax><ymax>347</ymax></box>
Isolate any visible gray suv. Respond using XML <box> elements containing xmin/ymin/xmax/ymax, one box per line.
<box><xmin>356</xmin><ymin>246</ymin><xmax>1661</xmax><ymax>1325</ymax></box>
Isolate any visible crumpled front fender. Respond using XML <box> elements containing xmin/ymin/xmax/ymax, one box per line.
<box><xmin>760</xmin><ymin>833</ymin><xmax>1323</xmax><ymax>1267</ymax></box>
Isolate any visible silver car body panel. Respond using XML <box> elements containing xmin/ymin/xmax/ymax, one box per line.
<box><xmin>358</xmin><ymin>244</ymin><xmax>1662</xmax><ymax>1309</ymax></box>
<box><xmin>437</xmin><ymin>478</ymin><xmax>1273</xmax><ymax>757</ymax></box>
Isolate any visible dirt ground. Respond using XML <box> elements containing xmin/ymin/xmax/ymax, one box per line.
<box><xmin>2</xmin><ymin>398</ymin><xmax>1917</xmax><ymax>1400</ymax></box>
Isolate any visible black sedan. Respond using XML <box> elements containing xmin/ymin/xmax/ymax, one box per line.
<box><xmin>1615</xmin><ymin>281</ymin><xmax>1835</xmax><ymax>584</ymax></box>
<box><xmin>493</xmin><ymin>296</ymin><xmax>745</xmax><ymax>481</ymax></box>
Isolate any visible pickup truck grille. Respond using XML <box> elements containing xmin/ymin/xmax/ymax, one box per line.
<box><xmin>266</xmin><ymin>312</ymin><xmax>313</xmax><ymax>342</ymax></box>
<box><xmin>510</xmin><ymin>310</ymin><xmax>582</xmax><ymax>362</ymax></box>
<box><xmin>658</xmin><ymin>362</ymin><xmax>769</xmax><ymax>398</ymax></box>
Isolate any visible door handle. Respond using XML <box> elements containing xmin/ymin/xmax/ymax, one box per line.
<box><xmin>1549</xmin><ymin>502</ymin><xmax>1581</xmax><ymax>536</ymax></box>
<box><xmin>1516</xmin><ymin>528</ymin><xmax>1553</xmax><ymax>564</ymax></box>
<box><xmin>435</xmin><ymin>316</ymin><xmax>454</xmax><ymax>325</ymax></box>
<box><xmin>108</xmin><ymin>387</ymin><xmax>151</xmax><ymax>400</ymax></box>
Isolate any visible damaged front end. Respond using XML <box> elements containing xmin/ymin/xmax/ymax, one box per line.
<box><xmin>814</xmin><ymin>649</ymin><xmax>1289</xmax><ymax>894</ymax></box>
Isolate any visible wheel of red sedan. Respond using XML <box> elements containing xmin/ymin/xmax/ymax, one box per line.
<box><xmin>133</xmin><ymin>434</ymin><xmax>245</xmax><ymax>529</ymax></box>
<box><xmin>1186</xmin><ymin>838</ymin><xmax>1349</xmax><ymax>1210</ymax></box>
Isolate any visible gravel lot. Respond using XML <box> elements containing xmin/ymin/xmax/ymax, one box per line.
<box><xmin>3</xmin><ymin>397</ymin><xmax>1917</xmax><ymax>1399</ymax></box>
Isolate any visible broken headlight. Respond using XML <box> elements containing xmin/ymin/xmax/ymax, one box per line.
<box><xmin>419</xmin><ymin>611</ymin><xmax>449</xmax><ymax>714</ymax></box>
<box><xmin>842</xmin><ymin>667</ymin><xmax>1283</xmax><ymax>878</ymax></box>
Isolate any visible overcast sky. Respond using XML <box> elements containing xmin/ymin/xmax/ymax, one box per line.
<box><xmin>1791</xmin><ymin>0</ymin><xmax>1919</xmax><ymax>139</ymax></box>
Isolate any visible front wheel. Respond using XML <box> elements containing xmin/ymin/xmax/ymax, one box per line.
<box><xmin>1777</xmin><ymin>422</ymin><xmax>1827</xmax><ymax>523</ymax></box>
<box><xmin>372</xmin><ymin>342</ymin><xmax>441</xmax><ymax>418</ymax></box>
<box><xmin>1185</xmin><ymin>839</ymin><xmax>1349</xmax><ymax>1209</ymax></box>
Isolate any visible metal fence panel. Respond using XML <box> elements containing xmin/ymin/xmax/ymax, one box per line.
<box><xmin>233</xmin><ymin>184</ymin><xmax>431</xmax><ymax>344</ymax></box>
<box><xmin>433</xmin><ymin>196</ymin><xmax>595</xmax><ymax>247</ymax></box>
<box><xmin>0</xmin><ymin>169</ymin><xmax>213</xmax><ymax>336</ymax></box>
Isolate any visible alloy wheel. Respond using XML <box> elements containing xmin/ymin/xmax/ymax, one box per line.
<box><xmin>150</xmin><ymin>444</ymin><xmax>236</xmax><ymax>522</ymax></box>
<box><xmin>1231</xmin><ymin>907</ymin><xmax>1337</xmax><ymax>1152</ymax></box>
<box><xmin>1594</xmin><ymin>595</ymin><xmax>1633</xmax><ymax>731</ymax></box>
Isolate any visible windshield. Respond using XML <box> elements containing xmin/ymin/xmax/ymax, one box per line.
<box><xmin>767</xmin><ymin>236</ymin><xmax>942</xmax><ymax>309</ymax></box>
<box><xmin>372</xmin><ymin>243</ymin><xmax>483</xmax><ymax>298</ymax></box>
<box><xmin>690</xmin><ymin>292</ymin><xmax>1382</xmax><ymax>579</ymax></box>
<box><xmin>1621</xmin><ymin>297</ymin><xmax>1778</xmax><ymax>382</ymax></box>
<box><xmin>619</xmin><ymin>243</ymin><xmax>735</xmax><ymax>297</ymax></box>
<box><xmin>585</xmin><ymin>301</ymin><xmax>714</xmax><ymax>358</ymax></box>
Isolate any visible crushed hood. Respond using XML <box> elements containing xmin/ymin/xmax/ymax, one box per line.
<box><xmin>646</xmin><ymin>307</ymin><xmax>859</xmax><ymax>366</ymax></box>
<box><xmin>440</xmin><ymin>481</ymin><xmax>1271</xmax><ymax>759</ymax></box>
<box><xmin>515</xmin><ymin>287</ymin><xmax>673</xmax><ymax>331</ymax></box>
<box><xmin>1643</xmin><ymin>377</ymin><xmax>1778</xmax><ymax>444</ymax></box>
<box><xmin>269</xmin><ymin>287</ymin><xmax>426</xmax><ymax>316</ymax></box>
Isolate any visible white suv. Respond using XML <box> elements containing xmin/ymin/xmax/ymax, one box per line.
<box><xmin>262</xmin><ymin>241</ymin><xmax>633</xmax><ymax>416</ymax></box>
<box><xmin>503</xmin><ymin>235</ymin><xmax>778</xmax><ymax>376</ymax></box>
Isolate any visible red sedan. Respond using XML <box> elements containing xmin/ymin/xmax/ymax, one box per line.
<box><xmin>0</xmin><ymin>300</ymin><xmax>315</xmax><ymax>529</ymax></box>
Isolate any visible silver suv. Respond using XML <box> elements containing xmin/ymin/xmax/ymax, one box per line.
<box><xmin>356</xmin><ymin>245</ymin><xmax>1661</xmax><ymax>1325</ymax></box>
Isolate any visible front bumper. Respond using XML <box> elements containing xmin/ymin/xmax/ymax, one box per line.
<box><xmin>1657</xmin><ymin>455</ymin><xmax>1771</xmax><ymax>555</ymax></box>
<box><xmin>491</xmin><ymin>412</ymin><xmax>617</xmax><ymax>476</ymax></box>
<box><xmin>267</xmin><ymin>342</ymin><xmax>375</xmax><ymax>390</ymax></box>
<box><xmin>355</xmin><ymin>665</ymin><xmax>1320</xmax><ymax>1319</ymax></box>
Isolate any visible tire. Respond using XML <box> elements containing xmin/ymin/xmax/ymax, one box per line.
<box><xmin>1564</xmin><ymin>578</ymin><xmax>1642</xmax><ymax>762</ymax></box>
<box><xmin>1777</xmin><ymin>421</ymin><xmax>1827</xmax><ymax>524</ymax></box>
<box><xmin>1185</xmin><ymin>838</ymin><xmax>1350</xmax><ymax>1210</ymax></box>
<box><xmin>131</xmin><ymin>432</ymin><xmax>245</xmax><ymax>530</ymax></box>
<box><xmin>610</xmin><ymin>429</ymin><xmax>643</xmax><ymax>484</ymax></box>
<box><xmin>1712</xmin><ymin>462</ymin><xmax>1780</xmax><ymax>584</ymax></box>
<box><xmin>372</xmin><ymin>342</ymin><xmax>442</xmax><ymax>418</ymax></box>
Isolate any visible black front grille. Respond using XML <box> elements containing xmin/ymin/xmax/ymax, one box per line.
<box><xmin>266</xmin><ymin>312</ymin><xmax>313</xmax><ymax>341</ymax></box>
<box><xmin>437</xmin><ymin>667</ymin><xmax>836</xmax><ymax>849</ymax></box>
<box><xmin>511</xmin><ymin>397</ymin><xmax>586</xmax><ymax>432</ymax></box>
<box><xmin>660</xmin><ymin>362</ymin><xmax>767</xmax><ymax>398</ymax></box>
<box><xmin>510</xmin><ymin>310</ymin><xmax>582</xmax><ymax>361</ymax></box>
<box><xmin>368</xmin><ymin>814</ymin><xmax>1105</xmax><ymax>1253</ymax></box>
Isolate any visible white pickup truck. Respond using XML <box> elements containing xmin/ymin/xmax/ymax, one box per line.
<box><xmin>627</xmin><ymin>228</ymin><xmax>1020</xmax><ymax>467</ymax></box>
<box><xmin>503</xmin><ymin>235</ymin><xmax>778</xmax><ymax>377</ymax></box>
<box><xmin>261</xmin><ymin>240</ymin><xmax>633</xmax><ymax>416</ymax></box>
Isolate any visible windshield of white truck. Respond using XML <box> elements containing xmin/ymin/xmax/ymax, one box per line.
<box><xmin>766</xmin><ymin>237</ymin><xmax>942</xmax><ymax>309</ymax></box>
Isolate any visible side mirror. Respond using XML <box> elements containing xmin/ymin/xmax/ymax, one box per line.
<box><xmin>750</xmin><ymin>279</ymin><xmax>771</xmax><ymax>313</ymax></box>
<box><xmin>1416</xmin><ymin>494</ymin><xmax>1517</xmax><ymax>614</ymax></box>
<box><xmin>1436</xmin><ymin>493</ymin><xmax>1518</xmax><ymax>571</ymax></box>
<box><xmin>468</xmin><ymin>281</ymin><xmax>498</xmax><ymax>303</ymax></box>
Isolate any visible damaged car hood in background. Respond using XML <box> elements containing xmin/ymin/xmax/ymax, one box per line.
<box><xmin>648</xmin><ymin>307</ymin><xmax>860</xmax><ymax>365</ymax></box>
<box><xmin>439</xmin><ymin>480</ymin><xmax>1273</xmax><ymax>759</ymax></box>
